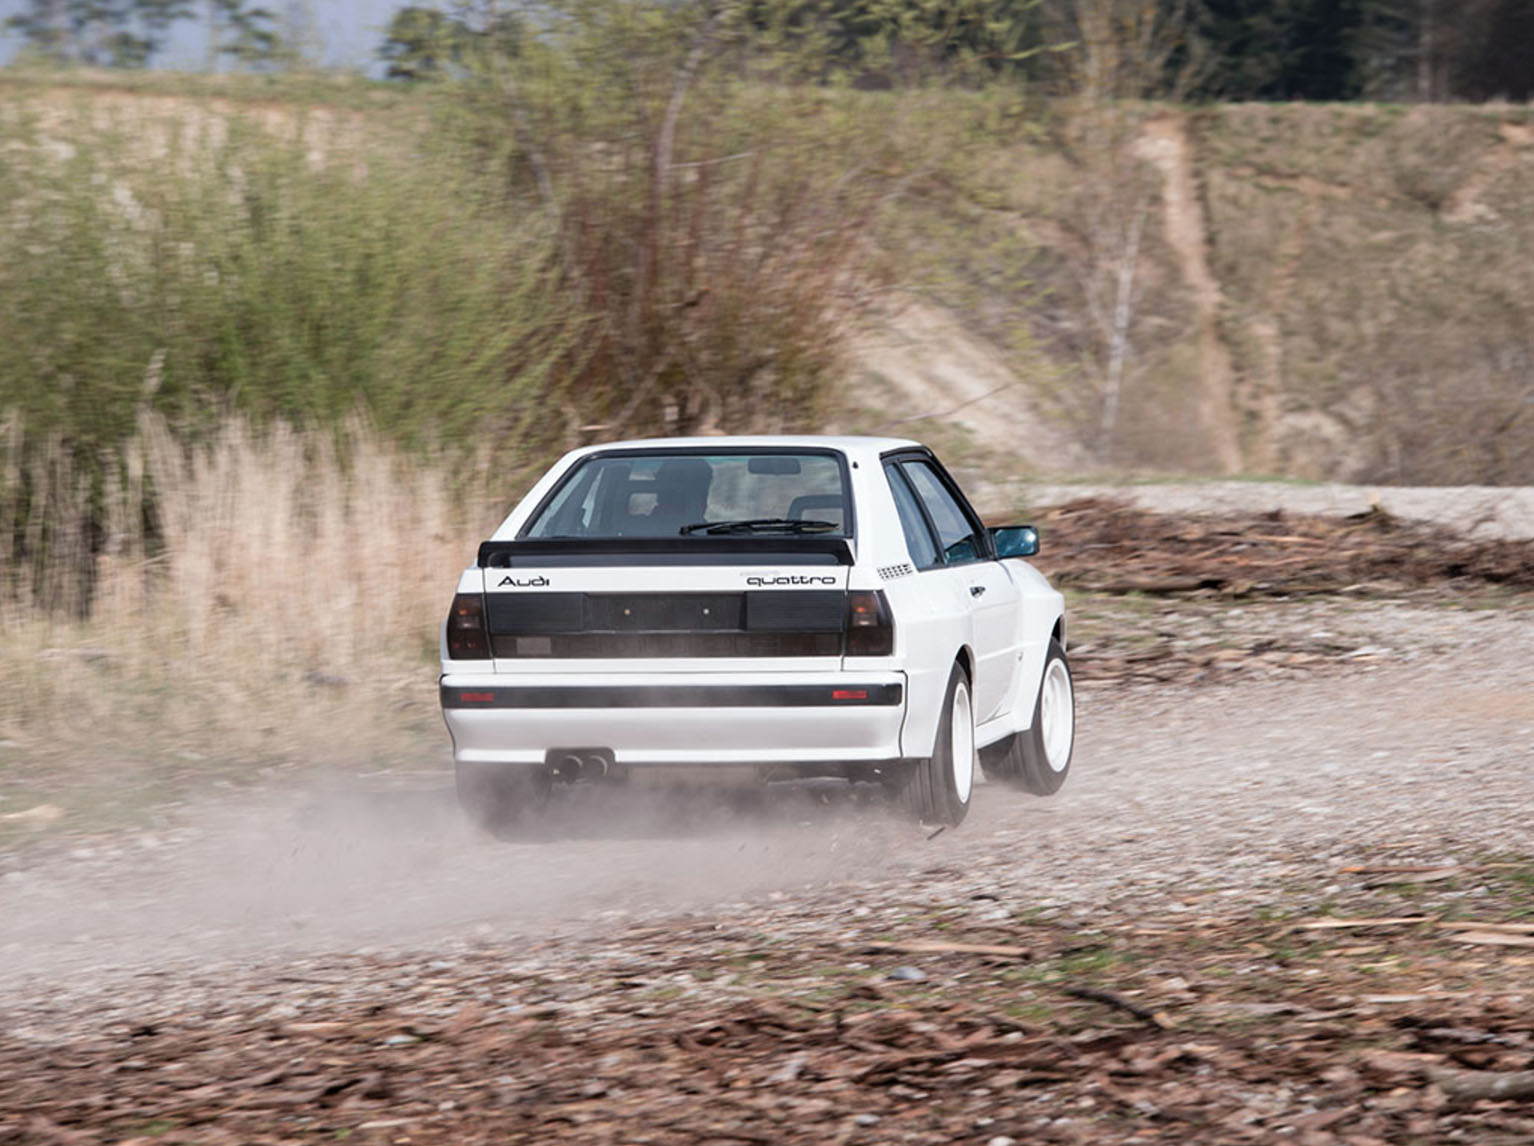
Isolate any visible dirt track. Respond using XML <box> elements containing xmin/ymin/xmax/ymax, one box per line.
<box><xmin>2</xmin><ymin>590</ymin><xmax>1531</xmax><ymax>1143</ymax></box>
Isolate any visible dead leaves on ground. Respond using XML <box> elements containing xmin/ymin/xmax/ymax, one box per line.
<box><xmin>3</xmin><ymin>897</ymin><xmax>1531</xmax><ymax>1146</ymax></box>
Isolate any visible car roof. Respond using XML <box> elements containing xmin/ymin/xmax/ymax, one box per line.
<box><xmin>563</xmin><ymin>434</ymin><xmax>926</xmax><ymax>464</ymax></box>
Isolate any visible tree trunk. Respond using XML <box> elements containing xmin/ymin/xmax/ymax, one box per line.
<box><xmin>1417</xmin><ymin>0</ymin><xmax>1436</xmax><ymax>102</ymax></box>
<box><xmin>1100</xmin><ymin>200</ymin><xmax>1146</xmax><ymax>447</ymax></box>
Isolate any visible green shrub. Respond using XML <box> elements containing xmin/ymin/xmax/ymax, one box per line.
<box><xmin>0</xmin><ymin>97</ymin><xmax>571</xmax><ymax>454</ymax></box>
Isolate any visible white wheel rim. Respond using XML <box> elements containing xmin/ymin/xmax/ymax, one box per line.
<box><xmin>1040</xmin><ymin>658</ymin><xmax>1074</xmax><ymax>772</ymax></box>
<box><xmin>951</xmin><ymin>680</ymin><xmax>975</xmax><ymax>803</ymax></box>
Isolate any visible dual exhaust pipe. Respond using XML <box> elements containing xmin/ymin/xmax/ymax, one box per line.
<box><xmin>546</xmin><ymin>748</ymin><xmax>615</xmax><ymax>784</ymax></box>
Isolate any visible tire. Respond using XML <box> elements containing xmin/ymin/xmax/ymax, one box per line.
<box><xmin>983</xmin><ymin>639</ymin><xmax>1074</xmax><ymax>795</ymax></box>
<box><xmin>455</xmin><ymin>763</ymin><xmax>550</xmax><ymax>838</ymax></box>
<box><xmin>896</xmin><ymin>662</ymin><xmax>975</xmax><ymax>827</ymax></box>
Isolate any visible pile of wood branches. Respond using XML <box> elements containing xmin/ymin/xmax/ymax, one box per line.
<box><xmin>1029</xmin><ymin>499</ymin><xmax>1534</xmax><ymax>597</ymax></box>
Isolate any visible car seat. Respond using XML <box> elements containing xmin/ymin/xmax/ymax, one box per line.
<box><xmin>643</xmin><ymin>457</ymin><xmax>714</xmax><ymax>535</ymax></box>
<box><xmin>786</xmin><ymin>494</ymin><xmax>847</xmax><ymax>530</ymax></box>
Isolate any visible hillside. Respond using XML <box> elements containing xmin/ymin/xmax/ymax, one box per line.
<box><xmin>838</xmin><ymin>100</ymin><xmax>1534</xmax><ymax>488</ymax></box>
<box><xmin>3</xmin><ymin>72</ymin><xmax>1531</xmax><ymax>488</ymax></box>
<box><xmin>3</xmin><ymin>72</ymin><xmax>1531</xmax><ymax>1146</ymax></box>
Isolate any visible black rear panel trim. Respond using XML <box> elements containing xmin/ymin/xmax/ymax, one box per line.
<box><xmin>442</xmin><ymin>683</ymin><xmax>903</xmax><ymax>709</ymax></box>
<box><xmin>490</xmin><ymin>632</ymin><xmax>845</xmax><ymax>658</ymax></box>
<box><xmin>484</xmin><ymin>591</ymin><xmax>847</xmax><ymax>640</ymax></box>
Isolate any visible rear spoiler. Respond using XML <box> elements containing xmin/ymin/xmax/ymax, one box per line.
<box><xmin>477</xmin><ymin>537</ymin><xmax>855</xmax><ymax>568</ymax></box>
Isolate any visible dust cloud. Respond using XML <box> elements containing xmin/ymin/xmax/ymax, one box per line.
<box><xmin>0</xmin><ymin>776</ymin><xmax>913</xmax><ymax>988</ymax></box>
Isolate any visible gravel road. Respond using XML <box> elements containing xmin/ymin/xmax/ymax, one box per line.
<box><xmin>3</xmin><ymin>600</ymin><xmax>1529</xmax><ymax>997</ymax></box>
<box><xmin>2</xmin><ymin>596</ymin><xmax>1531</xmax><ymax>1144</ymax></box>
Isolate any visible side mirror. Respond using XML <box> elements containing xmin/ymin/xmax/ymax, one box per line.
<box><xmin>991</xmin><ymin>525</ymin><xmax>1039</xmax><ymax>559</ymax></box>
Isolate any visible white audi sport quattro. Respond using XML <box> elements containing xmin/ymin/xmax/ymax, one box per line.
<box><xmin>439</xmin><ymin>436</ymin><xmax>1073</xmax><ymax>831</ymax></box>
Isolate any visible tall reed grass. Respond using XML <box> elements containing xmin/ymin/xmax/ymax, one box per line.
<box><xmin>0</xmin><ymin>415</ymin><xmax>495</xmax><ymax>767</ymax></box>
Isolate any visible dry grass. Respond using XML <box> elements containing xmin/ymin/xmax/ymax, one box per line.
<box><xmin>1199</xmin><ymin>103</ymin><xmax>1534</xmax><ymax>484</ymax></box>
<box><xmin>0</xmin><ymin>416</ymin><xmax>498</xmax><ymax>796</ymax></box>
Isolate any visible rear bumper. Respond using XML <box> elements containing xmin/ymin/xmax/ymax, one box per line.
<box><xmin>440</xmin><ymin>671</ymin><xmax>907</xmax><ymax>766</ymax></box>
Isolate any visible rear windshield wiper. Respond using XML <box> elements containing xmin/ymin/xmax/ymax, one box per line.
<box><xmin>678</xmin><ymin>518</ymin><xmax>840</xmax><ymax>536</ymax></box>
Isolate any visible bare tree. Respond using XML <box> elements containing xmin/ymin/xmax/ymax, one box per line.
<box><xmin>461</xmin><ymin>0</ymin><xmax>892</xmax><ymax>443</ymax></box>
<box><xmin>1042</xmin><ymin>0</ymin><xmax>1201</xmax><ymax>455</ymax></box>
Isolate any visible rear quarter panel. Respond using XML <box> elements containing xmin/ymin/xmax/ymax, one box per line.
<box><xmin>843</xmin><ymin>455</ymin><xmax>974</xmax><ymax>760</ymax></box>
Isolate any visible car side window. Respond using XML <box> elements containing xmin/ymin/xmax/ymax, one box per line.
<box><xmin>884</xmin><ymin>464</ymin><xmax>941</xmax><ymax>569</ymax></box>
<box><xmin>902</xmin><ymin>460</ymin><xmax>985</xmax><ymax>565</ymax></box>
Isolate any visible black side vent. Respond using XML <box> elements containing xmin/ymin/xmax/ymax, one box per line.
<box><xmin>486</xmin><ymin>593</ymin><xmax>584</xmax><ymax>634</ymax></box>
<box><xmin>745</xmin><ymin>591</ymin><xmax>845</xmax><ymax>633</ymax></box>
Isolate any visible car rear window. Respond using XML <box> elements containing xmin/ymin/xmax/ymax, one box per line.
<box><xmin>522</xmin><ymin>451</ymin><xmax>851</xmax><ymax>539</ymax></box>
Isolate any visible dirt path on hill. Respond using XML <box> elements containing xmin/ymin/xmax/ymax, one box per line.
<box><xmin>846</xmin><ymin>301</ymin><xmax>1088</xmax><ymax>474</ymax></box>
<box><xmin>1134</xmin><ymin>115</ymin><xmax>1243</xmax><ymax>475</ymax></box>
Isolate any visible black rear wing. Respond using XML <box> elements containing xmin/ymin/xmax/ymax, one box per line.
<box><xmin>477</xmin><ymin>537</ymin><xmax>855</xmax><ymax>569</ymax></box>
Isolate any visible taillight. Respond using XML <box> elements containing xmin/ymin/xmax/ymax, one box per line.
<box><xmin>845</xmin><ymin>590</ymin><xmax>893</xmax><ymax>656</ymax></box>
<box><xmin>446</xmin><ymin>593</ymin><xmax>489</xmax><ymax>659</ymax></box>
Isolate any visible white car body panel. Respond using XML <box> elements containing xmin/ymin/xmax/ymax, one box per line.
<box><xmin>439</xmin><ymin>435</ymin><xmax>1065</xmax><ymax>774</ymax></box>
<box><xmin>444</xmin><ymin>669</ymin><xmax>908</xmax><ymax>765</ymax></box>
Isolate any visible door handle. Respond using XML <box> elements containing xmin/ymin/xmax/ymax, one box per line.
<box><xmin>969</xmin><ymin>584</ymin><xmax>986</xmax><ymax>597</ymax></box>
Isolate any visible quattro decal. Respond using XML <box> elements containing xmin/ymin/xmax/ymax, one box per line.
<box><xmin>744</xmin><ymin>574</ymin><xmax>838</xmax><ymax>587</ymax></box>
